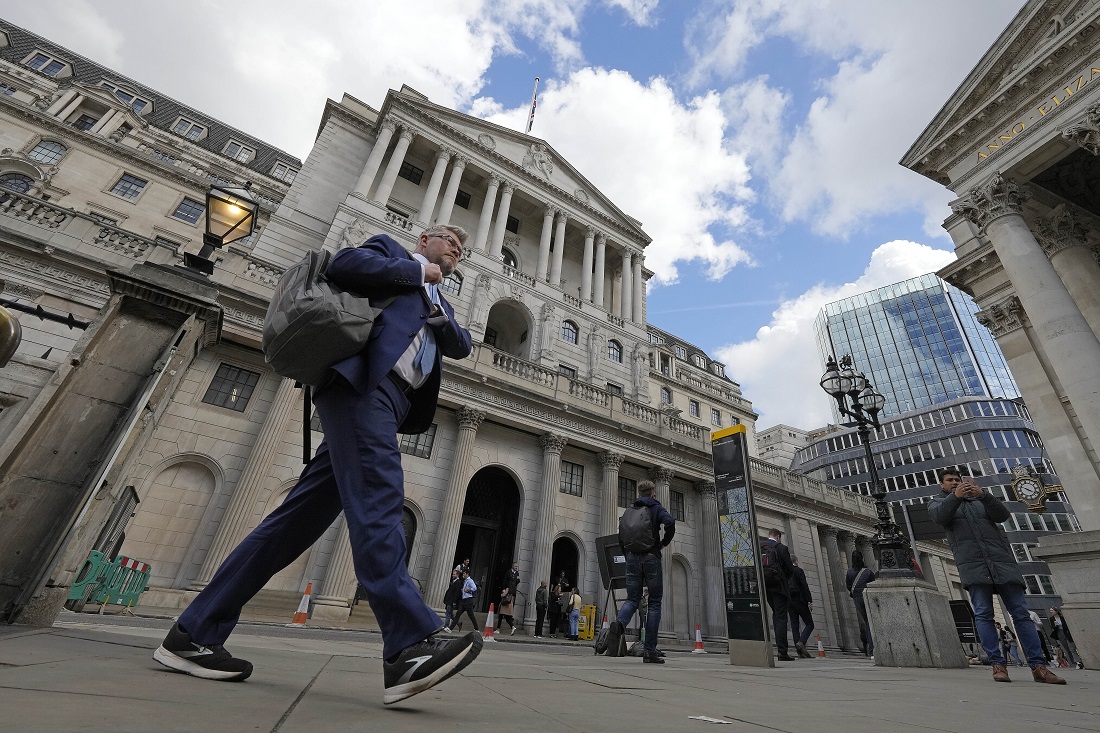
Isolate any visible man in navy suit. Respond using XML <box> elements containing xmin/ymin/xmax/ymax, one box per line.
<box><xmin>154</xmin><ymin>225</ymin><xmax>481</xmax><ymax>705</ymax></box>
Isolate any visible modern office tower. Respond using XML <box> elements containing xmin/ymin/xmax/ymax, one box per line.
<box><xmin>814</xmin><ymin>273</ymin><xmax>1018</xmax><ymax>421</ymax></box>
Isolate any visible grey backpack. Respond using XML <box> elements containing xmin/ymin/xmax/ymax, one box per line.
<box><xmin>262</xmin><ymin>248</ymin><xmax>392</xmax><ymax>386</ymax></box>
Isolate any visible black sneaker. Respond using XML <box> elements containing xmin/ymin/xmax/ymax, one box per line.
<box><xmin>152</xmin><ymin>623</ymin><xmax>253</xmax><ymax>682</ymax></box>
<box><xmin>606</xmin><ymin>620</ymin><xmax>625</xmax><ymax>657</ymax></box>
<box><xmin>383</xmin><ymin>631</ymin><xmax>483</xmax><ymax>704</ymax></box>
<box><xmin>643</xmin><ymin>651</ymin><xmax>665</xmax><ymax>664</ymax></box>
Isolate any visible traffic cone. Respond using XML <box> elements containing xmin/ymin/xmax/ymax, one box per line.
<box><xmin>816</xmin><ymin>633</ymin><xmax>826</xmax><ymax>658</ymax></box>
<box><xmin>692</xmin><ymin>624</ymin><xmax>707</xmax><ymax>653</ymax></box>
<box><xmin>482</xmin><ymin>603</ymin><xmax>497</xmax><ymax>642</ymax></box>
<box><xmin>287</xmin><ymin>582</ymin><xmax>312</xmax><ymax>627</ymax></box>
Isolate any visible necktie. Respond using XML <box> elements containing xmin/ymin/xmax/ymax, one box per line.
<box><xmin>413</xmin><ymin>285</ymin><xmax>439</xmax><ymax>376</ymax></box>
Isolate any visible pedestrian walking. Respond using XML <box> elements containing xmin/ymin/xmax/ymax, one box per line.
<box><xmin>457</xmin><ymin>569</ymin><xmax>480</xmax><ymax>632</ymax></box>
<box><xmin>761</xmin><ymin>528</ymin><xmax>795</xmax><ymax>661</ymax></box>
<box><xmin>604</xmin><ymin>480</ymin><xmax>675</xmax><ymax>663</ymax></box>
<box><xmin>845</xmin><ymin>550</ymin><xmax>876</xmax><ymax>658</ymax></box>
<box><xmin>1029</xmin><ymin>609</ymin><xmax>1054</xmax><ymax>662</ymax></box>
<box><xmin>996</xmin><ymin>621</ymin><xmax>1024</xmax><ymax>666</ymax></box>
<box><xmin>443</xmin><ymin>570</ymin><xmax>464</xmax><ymax>632</ymax></box>
<box><xmin>534</xmin><ymin>581</ymin><xmax>549</xmax><ymax>638</ymax></box>
<box><xmin>152</xmin><ymin>226</ymin><xmax>482</xmax><ymax>704</ymax></box>
<box><xmin>928</xmin><ymin>468</ymin><xmax>1065</xmax><ymax>684</ymax></box>
<box><xmin>788</xmin><ymin>555</ymin><xmax>815</xmax><ymax>658</ymax></box>
<box><xmin>1047</xmin><ymin>607</ymin><xmax>1084</xmax><ymax>669</ymax></box>
<box><xmin>496</xmin><ymin>588</ymin><xmax>517</xmax><ymax>635</ymax></box>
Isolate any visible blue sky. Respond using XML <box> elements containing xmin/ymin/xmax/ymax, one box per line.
<box><xmin>8</xmin><ymin>0</ymin><xmax>1024</xmax><ymax>428</ymax></box>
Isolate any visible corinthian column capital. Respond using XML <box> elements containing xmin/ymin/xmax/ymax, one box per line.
<box><xmin>975</xmin><ymin>295</ymin><xmax>1027</xmax><ymax>338</ymax></box>
<box><xmin>457</xmin><ymin>406</ymin><xmax>486</xmax><ymax>430</ymax></box>
<box><xmin>694</xmin><ymin>479</ymin><xmax>716</xmax><ymax>496</ymax></box>
<box><xmin>378</xmin><ymin>118</ymin><xmax>398</xmax><ymax>135</ymax></box>
<box><xmin>1034</xmin><ymin>204</ymin><xmax>1090</xmax><ymax>259</ymax></box>
<box><xmin>950</xmin><ymin>172</ymin><xmax>1030</xmax><ymax>231</ymax></box>
<box><xmin>540</xmin><ymin>433</ymin><xmax>568</xmax><ymax>454</ymax></box>
<box><xmin>649</xmin><ymin>466</ymin><xmax>673</xmax><ymax>484</ymax></box>
<box><xmin>598</xmin><ymin>450</ymin><xmax>624</xmax><ymax>469</ymax></box>
<box><xmin>452</xmin><ymin>154</ymin><xmax>470</xmax><ymax>169</ymax></box>
<box><xmin>1061</xmin><ymin>102</ymin><xmax>1100</xmax><ymax>155</ymax></box>
<box><xmin>397</xmin><ymin>126</ymin><xmax>417</xmax><ymax>143</ymax></box>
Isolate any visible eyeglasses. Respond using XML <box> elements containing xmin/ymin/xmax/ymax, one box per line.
<box><xmin>431</xmin><ymin>233</ymin><xmax>463</xmax><ymax>257</ymax></box>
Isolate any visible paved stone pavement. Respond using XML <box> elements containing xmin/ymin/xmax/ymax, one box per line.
<box><xmin>0</xmin><ymin>615</ymin><xmax>1095</xmax><ymax>733</ymax></box>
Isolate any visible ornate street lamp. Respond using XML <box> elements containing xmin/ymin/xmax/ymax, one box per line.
<box><xmin>819</xmin><ymin>354</ymin><xmax>916</xmax><ymax>578</ymax></box>
<box><xmin>184</xmin><ymin>181</ymin><xmax>258</xmax><ymax>275</ymax></box>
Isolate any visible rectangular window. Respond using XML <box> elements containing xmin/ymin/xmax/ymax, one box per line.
<box><xmin>670</xmin><ymin>490</ymin><xmax>685</xmax><ymax>521</ymax></box>
<box><xmin>201</xmin><ymin>363</ymin><xmax>260</xmax><ymax>412</ymax></box>
<box><xmin>618</xmin><ymin>477</ymin><xmax>637</xmax><ymax>509</ymax></box>
<box><xmin>224</xmin><ymin>141</ymin><xmax>254</xmax><ymax>162</ymax></box>
<box><xmin>455</xmin><ymin>190</ymin><xmax>472</xmax><ymax>209</ymax></box>
<box><xmin>689</xmin><ymin>400</ymin><xmax>700</xmax><ymax>417</ymax></box>
<box><xmin>0</xmin><ymin>83</ymin><xmax>16</xmax><ymax>95</ymax></box>
<box><xmin>558</xmin><ymin>364</ymin><xmax>577</xmax><ymax>379</ymax></box>
<box><xmin>560</xmin><ymin>461</ymin><xmax>583</xmax><ymax>497</ymax></box>
<box><xmin>440</xmin><ymin>273</ymin><xmax>462</xmax><ymax>296</ymax></box>
<box><xmin>606</xmin><ymin>383</ymin><xmax>623</xmax><ymax>396</ymax></box>
<box><xmin>171</xmin><ymin>197</ymin><xmax>204</xmax><ymax>224</ymax></box>
<box><xmin>398</xmin><ymin>161</ymin><xmax>424</xmax><ymax>185</ymax></box>
<box><xmin>110</xmin><ymin>173</ymin><xmax>148</xmax><ymax>200</ymax></box>
<box><xmin>505</xmin><ymin>215</ymin><xmax>519</xmax><ymax>233</ymax></box>
<box><xmin>73</xmin><ymin>114</ymin><xmax>99</xmax><ymax>131</ymax></box>
<box><xmin>172</xmin><ymin>118</ymin><xmax>206</xmax><ymax>140</ymax></box>
<box><xmin>711</xmin><ymin>409</ymin><xmax>721</xmax><ymax>427</ymax></box>
<box><xmin>271</xmin><ymin>162</ymin><xmax>298</xmax><ymax>184</ymax></box>
<box><xmin>399</xmin><ymin>424</ymin><xmax>437</xmax><ymax>459</ymax></box>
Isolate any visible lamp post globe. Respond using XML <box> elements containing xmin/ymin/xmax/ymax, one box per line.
<box><xmin>819</xmin><ymin>356</ymin><xmax>844</xmax><ymax>398</ymax></box>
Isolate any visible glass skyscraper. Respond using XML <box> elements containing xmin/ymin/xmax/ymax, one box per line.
<box><xmin>814</xmin><ymin>273</ymin><xmax>1018</xmax><ymax>420</ymax></box>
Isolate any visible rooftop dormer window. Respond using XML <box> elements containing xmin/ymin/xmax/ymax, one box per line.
<box><xmin>271</xmin><ymin>162</ymin><xmax>297</xmax><ymax>184</ymax></box>
<box><xmin>171</xmin><ymin>117</ymin><xmax>207</xmax><ymax>141</ymax></box>
<box><xmin>224</xmin><ymin>140</ymin><xmax>255</xmax><ymax>163</ymax></box>
<box><xmin>24</xmin><ymin>51</ymin><xmax>69</xmax><ymax>78</ymax></box>
<box><xmin>99</xmin><ymin>82</ymin><xmax>152</xmax><ymax>114</ymax></box>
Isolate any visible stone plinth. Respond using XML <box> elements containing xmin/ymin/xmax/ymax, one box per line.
<box><xmin>1034</xmin><ymin>530</ymin><xmax>1100</xmax><ymax>669</ymax></box>
<box><xmin>728</xmin><ymin>639</ymin><xmax>774</xmax><ymax>668</ymax></box>
<box><xmin>864</xmin><ymin>578</ymin><xmax>967</xmax><ymax>668</ymax></box>
<box><xmin>309</xmin><ymin>600</ymin><xmax>352</xmax><ymax>623</ymax></box>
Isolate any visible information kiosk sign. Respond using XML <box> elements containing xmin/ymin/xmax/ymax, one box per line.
<box><xmin>711</xmin><ymin>424</ymin><xmax>774</xmax><ymax>667</ymax></box>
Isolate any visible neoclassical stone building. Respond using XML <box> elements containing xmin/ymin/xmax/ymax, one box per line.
<box><xmin>902</xmin><ymin>0</ymin><xmax>1100</xmax><ymax>664</ymax></box>
<box><xmin>0</xmin><ymin>21</ymin><xmax>960</xmax><ymax>649</ymax></box>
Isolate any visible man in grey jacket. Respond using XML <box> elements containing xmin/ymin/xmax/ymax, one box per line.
<box><xmin>928</xmin><ymin>468</ymin><xmax>1064</xmax><ymax>685</ymax></box>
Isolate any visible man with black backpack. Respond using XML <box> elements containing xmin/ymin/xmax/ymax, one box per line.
<box><xmin>760</xmin><ymin>528</ymin><xmax>795</xmax><ymax>661</ymax></box>
<box><xmin>605</xmin><ymin>480</ymin><xmax>675</xmax><ymax>663</ymax></box>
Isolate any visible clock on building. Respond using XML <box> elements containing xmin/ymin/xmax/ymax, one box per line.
<box><xmin>1010</xmin><ymin>464</ymin><xmax>1058</xmax><ymax>514</ymax></box>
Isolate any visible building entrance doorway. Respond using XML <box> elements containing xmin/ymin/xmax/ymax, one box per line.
<box><xmin>454</xmin><ymin>467</ymin><xmax>520</xmax><ymax>612</ymax></box>
<box><xmin>550</xmin><ymin>537</ymin><xmax>580</xmax><ymax>592</ymax></box>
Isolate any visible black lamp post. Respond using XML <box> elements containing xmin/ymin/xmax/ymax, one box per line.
<box><xmin>820</xmin><ymin>354</ymin><xmax>916</xmax><ymax>578</ymax></box>
<box><xmin>184</xmin><ymin>181</ymin><xmax>258</xmax><ymax>275</ymax></box>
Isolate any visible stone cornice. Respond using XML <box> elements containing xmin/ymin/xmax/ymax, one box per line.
<box><xmin>975</xmin><ymin>295</ymin><xmax>1027</xmax><ymax>338</ymax></box>
<box><xmin>950</xmin><ymin>172</ymin><xmax>1029</xmax><ymax>231</ymax></box>
<box><xmin>937</xmin><ymin>246</ymin><xmax>1002</xmax><ymax>296</ymax></box>
<box><xmin>1034</xmin><ymin>204</ymin><xmax>1090</xmax><ymax>258</ymax></box>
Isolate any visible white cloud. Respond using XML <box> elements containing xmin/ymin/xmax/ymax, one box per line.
<box><xmin>474</xmin><ymin>68</ymin><xmax>754</xmax><ymax>284</ymax></box>
<box><xmin>717</xmin><ymin>240</ymin><xmax>957</xmax><ymax>430</ymax></box>
<box><xmin>605</xmin><ymin>0</ymin><xmax>660</xmax><ymax>26</ymax></box>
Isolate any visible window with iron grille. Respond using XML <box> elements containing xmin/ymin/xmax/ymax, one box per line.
<box><xmin>560</xmin><ymin>461</ymin><xmax>583</xmax><ymax>496</ymax></box>
<box><xmin>440</xmin><ymin>272</ymin><xmax>462</xmax><ymax>296</ymax></box>
<box><xmin>558</xmin><ymin>364</ymin><xmax>577</xmax><ymax>379</ymax></box>
<box><xmin>561</xmin><ymin>320</ymin><xmax>579</xmax><ymax>344</ymax></box>
<box><xmin>201</xmin><ymin>363</ymin><xmax>260</xmax><ymax>412</ymax></box>
<box><xmin>618</xmin><ymin>477</ymin><xmax>637</xmax><ymax>508</ymax></box>
<box><xmin>28</xmin><ymin>141</ymin><xmax>67</xmax><ymax>165</ymax></box>
<box><xmin>110</xmin><ymin>173</ymin><xmax>148</xmax><ymax>200</ymax></box>
<box><xmin>607</xmin><ymin>340</ymin><xmax>622</xmax><ymax>362</ymax></box>
<box><xmin>506</xmin><ymin>215</ymin><xmax>519</xmax><ymax>233</ymax></box>
<box><xmin>455</xmin><ymin>189</ymin><xmax>471</xmax><ymax>209</ymax></box>
<box><xmin>671</xmin><ymin>490</ymin><xmax>686</xmax><ymax>521</ymax></box>
<box><xmin>400</xmin><ymin>424</ymin><xmax>437</xmax><ymax>459</ymax></box>
<box><xmin>483</xmin><ymin>328</ymin><xmax>497</xmax><ymax>346</ymax></box>
<box><xmin>398</xmin><ymin>161</ymin><xmax>424</xmax><ymax>185</ymax></box>
<box><xmin>73</xmin><ymin>114</ymin><xmax>99</xmax><ymax>131</ymax></box>
<box><xmin>172</xmin><ymin>197</ymin><xmax>204</xmax><ymax>224</ymax></box>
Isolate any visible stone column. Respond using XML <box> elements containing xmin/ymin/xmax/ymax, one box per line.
<box><xmin>838</xmin><ymin>530</ymin><xmax>863</xmax><ymax>646</ymax></box>
<box><xmin>649</xmin><ymin>466</ymin><xmax>673</xmax><ymax>634</ymax></box>
<box><xmin>695</xmin><ymin>480</ymin><xmax>726</xmax><ymax>638</ymax></box>
<box><xmin>536</xmin><ymin>206</ymin><xmax>556</xmax><ymax>281</ymax></box>
<box><xmin>581</xmin><ymin>227</ymin><xmax>595</xmax><ymax>302</ymax></box>
<box><xmin>416</xmin><ymin>147</ymin><xmax>453</xmax><ymax>224</ymax></box>
<box><xmin>593</xmin><ymin>233</ymin><xmax>607</xmax><ymax>308</ymax></box>
<box><xmin>550</xmin><ymin>211</ymin><xmax>568</xmax><ymax>286</ymax></box>
<box><xmin>855</xmin><ymin>535</ymin><xmax>877</xmax><ymax>572</ymax></box>
<box><xmin>371</xmin><ymin>126</ymin><xmax>415</xmax><ymax>205</ymax></box>
<box><xmin>952</xmin><ymin>173</ymin><xmax>1100</xmax><ymax>530</ymax></box>
<box><xmin>473</xmin><ymin>174</ymin><xmax>500</xmax><ymax>254</ymax></box>
<box><xmin>807</xmin><ymin>520</ymin><xmax>840</xmax><ymax>651</ymax></box>
<box><xmin>598</xmin><ymin>451</ymin><xmax>624</xmax><ymax>537</ymax></box>
<box><xmin>89</xmin><ymin>109</ymin><xmax>118</xmax><ymax>135</ymax></box>
<box><xmin>55</xmin><ymin>94</ymin><xmax>85</xmax><ymax>123</ymax></box>
<box><xmin>821</xmin><ymin>527</ymin><xmax>854</xmax><ymax>650</ymax></box>
<box><xmin>631</xmin><ymin>252</ymin><xmax>644</xmax><ymax>323</ymax></box>
<box><xmin>311</xmin><ymin>517</ymin><xmax>357</xmax><ymax>622</ymax></box>
<box><xmin>528</xmin><ymin>434</ymin><xmax>567</xmax><ymax>628</ymax></box>
<box><xmin>425</xmin><ymin>407</ymin><xmax>486</xmax><ymax>607</ymax></box>
<box><xmin>46</xmin><ymin>89</ymin><xmax>79</xmax><ymax>116</ymax></box>
<box><xmin>620</xmin><ymin>249</ymin><xmax>633</xmax><ymax>319</ymax></box>
<box><xmin>434</xmin><ymin>155</ymin><xmax>467</xmax><ymax>225</ymax></box>
<box><xmin>1034</xmin><ymin>206</ymin><xmax>1100</xmax><ymax>341</ymax></box>
<box><xmin>489</xmin><ymin>181</ymin><xmax>515</xmax><ymax>259</ymax></box>
<box><xmin>193</xmin><ymin>377</ymin><xmax>300</xmax><ymax>588</ymax></box>
<box><xmin>353</xmin><ymin>118</ymin><xmax>397</xmax><ymax>198</ymax></box>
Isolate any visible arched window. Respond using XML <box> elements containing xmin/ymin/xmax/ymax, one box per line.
<box><xmin>661</xmin><ymin>387</ymin><xmax>672</xmax><ymax>404</ymax></box>
<box><xmin>501</xmin><ymin>247</ymin><xmax>518</xmax><ymax>268</ymax></box>
<box><xmin>0</xmin><ymin>172</ymin><xmax>34</xmax><ymax>193</ymax></box>
<box><xmin>561</xmin><ymin>320</ymin><xmax>579</xmax><ymax>344</ymax></box>
<box><xmin>28</xmin><ymin>140</ymin><xmax>67</xmax><ymax>165</ymax></box>
<box><xmin>607</xmin><ymin>339</ymin><xmax>623</xmax><ymax>362</ymax></box>
<box><xmin>441</xmin><ymin>271</ymin><xmax>462</xmax><ymax>296</ymax></box>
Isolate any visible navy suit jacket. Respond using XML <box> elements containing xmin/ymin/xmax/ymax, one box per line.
<box><xmin>325</xmin><ymin>234</ymin><xmax>472</xmax><ymax>434</ymax></box>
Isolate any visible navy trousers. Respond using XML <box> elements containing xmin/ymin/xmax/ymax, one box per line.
<box><xmin>178</xmin><ymin>375</ymin><xmax>440</xmax><ymax>660</ymax></box>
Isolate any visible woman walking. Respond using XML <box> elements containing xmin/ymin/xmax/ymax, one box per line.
<box><xmin>1047</xmin><ymin>607</ymin><xmax>1085</xmax><ymax>669</ymax></box>
<box><xmin>495</xmin><ymin>587</ymin><xmax>517</xmax><ymax>635</ymax></box>
<box><xmin>845</xmin><ymin>550</ymin><xmax>877</xmax><ymax>658</ymax></box>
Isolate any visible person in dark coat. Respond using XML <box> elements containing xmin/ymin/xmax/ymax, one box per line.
<box><xmin>1047</xmin><ymin>607</ymin><xmax>1084</xmax><ymax>669</ymax></box>
<box><xmin>929</xmin><ymin>468</ymin><xmax>1065</xmax><ymax>685</ymax></box>
<box><xmin>787</xmin><ymin>555</ymin><xmax>815</xmax><ymax>658</ymax></box>
<box><xmin>547</xmin><ymin>583</ymin><xmax>562</xmax><ymax>638</ymax></box>
<box><xmin>442</xmin><ymin>570</ymin><xmax>464</xmax><ymax>632</ymax></box>
<box><xmin>845</xmin><ymin>550</ymin><xmax>876</xmax><ymax>657</ymax></box>
<box><xmin>760</xmin><ymin>528</ymin><xmax>795</xmax><ymax>661</ymax></box>
<box><xmin>505</xmin><ymin>562</ymin><xmax>520</xmax><ymax>597</ymax></box>
<box><xmin>534</xmin><ymin>581</ymin><xmax>549</xmax><ymax>638</ymax></box>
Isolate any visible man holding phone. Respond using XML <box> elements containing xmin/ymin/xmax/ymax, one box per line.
<box><xmin>928</xmin><ymin>469</ymin><xmax>1064</xmax><ymax>685</ymax></box>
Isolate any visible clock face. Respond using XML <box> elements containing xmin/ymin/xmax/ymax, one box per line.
<box><xmin>1014</xmin><ymin>478</ymin><xmax>1044</xmax><ymax>502</ymax></box>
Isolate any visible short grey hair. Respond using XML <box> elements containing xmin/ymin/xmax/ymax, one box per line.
<box><xmin>422</xmin><ymin>224</ymin><xmax>469</xmax><ymax>246</ymax></box>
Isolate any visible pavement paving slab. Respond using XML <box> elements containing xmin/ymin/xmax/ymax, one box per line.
<box><xmin>0</xmin><ymin>617</ymin><xmax>1096</xmax><ymax>733</ymax></box>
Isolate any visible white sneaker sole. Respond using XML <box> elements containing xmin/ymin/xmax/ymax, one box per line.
<box><xmin>153</xmin><ymin>645</ymin><xmax>252</xmax><ymax>682</ymax></box>
<box><xmin>383</xmin><ymin>638</ymin><xmax>482</xmax><ymax>705</ymax></box>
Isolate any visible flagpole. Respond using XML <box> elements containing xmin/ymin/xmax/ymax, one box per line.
<box><xmin>526</xmin><ymin>77</ymin><xmax>540</xmax><ymax>134</ymax></box>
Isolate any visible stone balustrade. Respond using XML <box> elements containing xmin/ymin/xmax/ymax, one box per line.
<box><xmin>563</xmin><ymin>293</ymin><xmax>581</xmax><ymax>309</ymax></box>
<box><xmin>384</xmin><ymin>210</ymin><xmax>415</xmax><ymax>232</ymax></box>
<box><xmin>502</xmin><ymin>263</ymin><xmax>535</xmax><ymax>287</ymax></box>
<box><xmin>568</xmin><ymin>379</ymin><xmax>610</xmax><ymax>407</ymax></box>
<box><xmin>490</xmin><ymin>349</ymin><xmax>558</xmax><ymax>388</ymax></box>
<box><xmin>0</xmin><ymin>191</ymin><xmax>69</xmax><ymax>229</ymax></box>
<box><xmin>607</xmin><ymin>313</ymin><xmax>625</xmax><ymax>328</ymax></box>
<box><xmin>93</xmin><ymin>226</ymin><xmax>152</xmax><ymax>259</ymax></box>
<box><xmin>749</xmin><ymin>457</ymin><xmax>877</xmax><ymax>518</ymax></box>
<box><xmin>667</xmin><ymin>415</ymin><xmax>704</xmax><ymax>440</ymax></box>
<box><xmin>245</xmin><ymin>259</ymin><xmax>284</xmax><ymax>287</ymax></box>
<box><xmin>621</xmin><ymin>399</ymin><xmax>660</xmax><ymax>425</ymax></box>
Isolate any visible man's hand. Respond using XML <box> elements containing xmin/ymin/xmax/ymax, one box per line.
<box><xmin>954</xmin><ymin>480</ymin><xmax>983</xmax><ymax>499</ymax></box>
<box><xmin>423</xmin><ymin>263</ymin><xmax>443</xmax><ymax>284</ymax></box>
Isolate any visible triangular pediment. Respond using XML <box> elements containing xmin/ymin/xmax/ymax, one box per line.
<box><xmin>902</xmin><ymin>0</ymin><xmax>1100</xmax><ymax>180</ymax></box>
<box><xmin>388</xmin><ymin>90</ymin><xmax>650</xmax><ymax>244</ymax></box>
